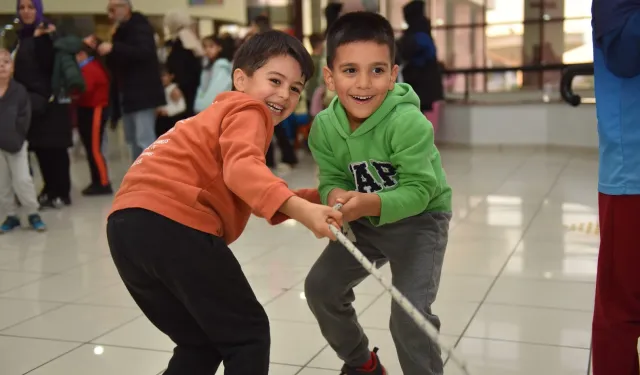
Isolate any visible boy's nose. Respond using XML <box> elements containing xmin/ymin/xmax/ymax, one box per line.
<box><xmin>356</xmin><ymin>73</ymin><xmax>372</xmax><ymax>89</ymax></box>
<box><xmin>278</xmin><ymin>87</ymin><xmax>291</xmax><ymax>101</ymax></box>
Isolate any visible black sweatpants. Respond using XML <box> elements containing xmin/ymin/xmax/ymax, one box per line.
<box><xmin>77</xmin><ymin>106</ymin><xmax>110</xmax><ymax>187</ymax></box>
<box><xmin>266</xmin><ymin>124</ymin><xmax>297</xmax><ymax>167</ymax></box>
<box><xmin>106</xmin><ymin>208</ymin><xmax>270</xmax><ymax>375</ymax></box>
<box><xmin>32</xmin><ymin>147</ymin><xmax>71</xmax><ymax>200</ymax></box>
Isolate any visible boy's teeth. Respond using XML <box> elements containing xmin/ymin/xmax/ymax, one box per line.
<box><xmin>353</xmin><ymin>96</ymin><xmax>372</xmax><ymax>100</ymax></box>
<box><xmin>267</xmin><ymin>102</ymin><xmax>283</xmax><ymax>112</ymax></box>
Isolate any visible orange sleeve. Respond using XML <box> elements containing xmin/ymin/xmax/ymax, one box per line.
<box><xmin>266</xmin><ymin>188</ymin><xmax>320</xmax><ymax>225</ymax></box>
<box><xmin>294</xmin><ymin>188</ymin><xmax>321</xmax><ymax>204</ymax></box>
<box><xmin>219</xmin><ymin>105</ymin><xmax>295</xmax><ymax>221</ymax></box>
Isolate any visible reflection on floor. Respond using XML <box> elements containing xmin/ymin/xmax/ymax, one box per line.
<box><xmin>0</xmin><ymin>145</ymin><xmax>600</xmax><ymax>375</ymax></box>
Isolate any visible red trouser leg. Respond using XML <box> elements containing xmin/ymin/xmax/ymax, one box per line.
<box><xmin>592</xmin><ymin>193</ymin><xmax>640</xmax><ymax>375</ymax></box>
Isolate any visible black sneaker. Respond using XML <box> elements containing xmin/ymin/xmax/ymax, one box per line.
<box><xmin>81</xmin><ymin>184</ymin><xmax>113</xmax><ymax>196</ymax></box>
<box><xmin>340</xmin><ymin>348</ymin><xmax>387</xmax><ymax>375</ymax></box>
<box><xmin>38</xmin><ymin>193</ymin><xmax>60</xmax><ymax>210</ymax></box>
<box><xmin>59</xmin><ymin>196</ymin><xmax>72</xmax><ymax>206</ymax></box>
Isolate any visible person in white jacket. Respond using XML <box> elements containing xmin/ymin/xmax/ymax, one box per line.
<box><xmin>194</xmin><ymin>34</ymin><xmax>235</xmax><ymax>113</ymax></box>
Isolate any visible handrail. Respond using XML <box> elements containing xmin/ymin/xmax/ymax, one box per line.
<box><xmin>441</xmin><ymin>63</ymin><xmax>592</xmax><ymax>103</ymax></box>
<box><xmin>443</xmin><ymin>63</ymin><xmax>568</xmax><ymax>75</ymax></box>
<box><xmin>442</xmin><ymin>63</ymin><xmax>570</xmax><ymax>102</ymax></box>
<box><xmin>560</xmin><ymin>63</ymin><xmax>594</xmax><ymax>107</ymax></box>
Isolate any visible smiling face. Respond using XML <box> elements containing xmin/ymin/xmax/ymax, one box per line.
<box><xmin>324</xmin><ymin>41</ymin><xmax>398</xmax><ymax>129</ymax></box>
<box><xmin>233</xmin><ymin>54</ymin><xmax>305</xmax><ymax>125</ymax></box>
<box><xmin>18</xmin><ymin>0</ymin><xmax>37</xmax><ymax>25</ymax></box>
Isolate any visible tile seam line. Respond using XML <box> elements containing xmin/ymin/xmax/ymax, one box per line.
<box><xmin>445</xmin><ymin>150</ymin><xmax>574</xmax><ymax>366</ymax></box>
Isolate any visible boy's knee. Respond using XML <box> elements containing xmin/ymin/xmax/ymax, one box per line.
<box><xmin>304</xmin><ymin>270</ymin><xmax>334</xmax><ymax>303</ymax></box>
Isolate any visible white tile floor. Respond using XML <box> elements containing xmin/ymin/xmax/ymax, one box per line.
<box><xmin>0</xmin><ymin>143</ymin><xmax>600</xmax><ymax>375</ymax></box>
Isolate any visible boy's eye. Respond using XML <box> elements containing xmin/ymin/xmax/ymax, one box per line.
<box><xmin>343</xmin><ymin>68</ymin><xmax>356</xmax><ymax>74</ymax></box>
<box><xmin>270</xmin><ymin>79</ymin><xmax>281</xmax><ymax>85</ymax></box>
<box><xmin>290</xmin><ymin>86</ymin><xmax>301</xmax><ymax>94</ymax></box>
<box><xmin>373</xmin><ymin>67</ymin><xmax>385</xmax><ymax>74</ymax></box>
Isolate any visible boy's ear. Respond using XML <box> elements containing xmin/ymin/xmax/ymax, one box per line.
<box><xmin>389</xmin><ymin>64</ymin><xmax>399</xmax><ymax>90</ymax></box>
<box><xmin>322</xmin><ymin>65</ymin><xmax>335</xmax><ymax>92</ymax></box>
<box><xmin>233</xmin><ymin>68</ymin><xmax>247</xmax><ymax>92</ymax></box>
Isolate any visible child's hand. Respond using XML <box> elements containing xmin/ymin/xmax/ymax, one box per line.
<box><xmin>280</xmin><ymin>197</ymin><xmax>343</xmax><ymax>240</ymax></box>
<box><xmin>298</xmin><ymin>203</ymin><xmax>343</xmax><ymax>240</ymax></box>
<box><xmin>327</xmin><ymin>187</ymin><xmax>348</xmax><ymax>207</ymax></box>
<box><xmin>336</xmin><ymin>191</ymin><xmax>381</xmax><ymax>222</ymax></box>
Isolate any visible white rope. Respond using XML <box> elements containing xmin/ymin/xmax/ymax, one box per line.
<box><xmin>331</xmin><ymin>203</ymin><xmax>471</xmax><ymax>375</ymax></box>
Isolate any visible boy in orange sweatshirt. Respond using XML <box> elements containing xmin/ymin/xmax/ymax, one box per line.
<box><xmin>106</xmin><ymin>30</ymin><xmax>342</xmax><ymax>375</ymax></box>
<box><xmin>75</xmin><ymin>43</ymin><xmax>112</xmax><ymax>196</ymax></box>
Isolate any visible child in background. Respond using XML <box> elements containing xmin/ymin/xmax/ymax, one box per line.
<box><xmin>155</xmin><ymin>64</ymin><xmax>186</xmax><ymax>137</ymax></box>
<box><xmin>75</xmin><ymin>43</ymin><xmax>113</xmax><ymax>196</ymax></box>
<box><xmin>305</xmin><ymin>33</ymin><xmax>325</xmax><ymax>109</ymax></box>
<box><xmin>194</xmin><ymin>34</ymin><xmax>234</xmax><ymax>114</ymax></box>
<box><xmin>106</xmin><ymin>31</ymin><xmax>342</xmax><ymax>375</ymax></box>
<box><xmin>305</xmin><ymin>13</ymin><xmax>452</xmax><ymax>375</ymax></box>
<box><xmin>0</xmin><ymin>48</ymin><xmax>46</xmax><ymax>233</ymax></box>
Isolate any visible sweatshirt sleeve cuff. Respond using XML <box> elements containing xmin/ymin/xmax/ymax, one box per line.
<box><xmin>294</xmin><ymin>188</ymin><xmax>321</xmax><ymax>204</ymax></box>
<box><xmin>254</xmin><ymin>183</ymin><xmax>296</xmax><ymax>225</ymax></box>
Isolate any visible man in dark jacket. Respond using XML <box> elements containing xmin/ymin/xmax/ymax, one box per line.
<box><xmin>94</xmin><ymin>0</ymin><xmax>165</xmax><ymax>161</ymax></box>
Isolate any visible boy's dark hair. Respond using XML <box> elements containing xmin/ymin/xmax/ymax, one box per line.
<box><xmin>325</xmin><ymin>12</ymin><xmax>396</xmax><ymax>70</ymax></box>
<box><xmin>232</xmin><ymin>30</ymin><xmax>314</xmax><ymax>87</ymax></box>
<box><xmin>309</xmin><ymin>33</ymin><xmax>325</xmax><ymax>50</ymax></box>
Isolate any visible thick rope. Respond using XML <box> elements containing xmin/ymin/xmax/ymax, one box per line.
<box><xmin>331</xmin><ymin>203</ymin><xmax>471</xmax><ymax>375</ymax></box>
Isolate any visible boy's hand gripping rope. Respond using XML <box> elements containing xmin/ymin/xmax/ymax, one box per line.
<box><xmin>330</xmin><ymin>203</ymin><xmax>471</xmax><ymax>375</ymax></box>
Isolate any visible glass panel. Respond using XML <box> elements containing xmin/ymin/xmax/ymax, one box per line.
<box><xmin>485</xmin><ymin>22</ymin><xmax>525</xmax><ymax>67</ymax></box>
<box><xmin>564</xmin><ymin>0</ymin><xmax>592</xmax><ymax>18</ymax></box>
<box><xmin>486</xmin><ymin>0</ymin><xmax>525</xmax><ymax>24</ymax></box>
<box><xmin>561</xmin><ymin>18</ymin><xmax>592</xmax><ymax>64</ymax></box>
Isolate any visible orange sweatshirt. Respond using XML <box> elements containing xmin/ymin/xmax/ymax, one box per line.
<box><xmin>110</xmin><ymin>91</ymin><xmax>320</xmax><ymax>244</ymax></box>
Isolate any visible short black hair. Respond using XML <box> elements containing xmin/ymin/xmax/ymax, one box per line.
<box><xmin>325</xmin><ymin>12</ymin><xmax>395</xmax><ymax>70</ymax></box>
<box><xmin>309</xmin><ymin>33</ymin><xmax>325</xmax><ymax>49</ymax></box>
<box><xmin>233</xmin><ymin>30</ymin><xmax>314</xmax><ymax>85</ymax></box>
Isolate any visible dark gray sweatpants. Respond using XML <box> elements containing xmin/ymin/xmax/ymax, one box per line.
<box><xmin>305</xmin><ymin>211</ymin><xmax>451</xmax><ymax>375</ymax></box>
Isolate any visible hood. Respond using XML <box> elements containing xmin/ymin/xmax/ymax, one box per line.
<box><xmin>327</xmin><ymin>83</ymin><xmax>420</xmax><ymax>138</ymax></box>
<box><xmin>592</xmin><ymin>0</ymin><xmax>640</xmax><ymax>42</ymax></box>
<box><xmin>54</xmin><ymin>35</ymin><xmax>83</xmax><ymax>53</ymax></box>
<box><xmin>403</xmin><ymin>0</ymin><xmax>431</xmax><ymax>33</ymax></box>
<box><xmin>164</xmin><ymin>9</ymin><xmax>192</xmax><ymax>35</ymax></box>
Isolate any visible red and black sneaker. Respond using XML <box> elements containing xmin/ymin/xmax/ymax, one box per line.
<box><xmin>340</xmin><ymin>347</ymin><xmax>387</xmax><ymax>375</ymax></box>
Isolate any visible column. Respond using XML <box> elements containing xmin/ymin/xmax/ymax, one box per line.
<box><xmin>522</xmin><ymin>0</ymin><xmax>565</xmax><ymax>89</ymax></box>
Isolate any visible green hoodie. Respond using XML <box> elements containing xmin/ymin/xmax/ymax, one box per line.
<box><xmin>309</xmin><ymin>83</ymin><xmax>452</xmax><ymax>226</ymax></box>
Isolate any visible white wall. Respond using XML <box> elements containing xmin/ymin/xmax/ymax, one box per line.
<box><xmin>1</xmin><ymin>0</ymin><xmax>247</xmax><ymax>23</ymax></box>
<box><xmin>437</xmin><ymin>103</ymin><xmax>598</xmax><ymax>149</ymax></box>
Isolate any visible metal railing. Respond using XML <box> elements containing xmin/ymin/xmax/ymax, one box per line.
<box><xmin>560</xmin><ymin>63</ymin><xmax>594</xmax><ymax>107</ymax></box>
<box><xmin>443</xmin><ymin>63</ymin><xmax>571</xmax><ymax>102</ymax></box>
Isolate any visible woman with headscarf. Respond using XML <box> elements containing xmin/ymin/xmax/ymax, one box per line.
<box><xmin>163</xmin><ymin>9</ymin><xmax>203</xmax><ymax>118</ymax></box>
<box><xmin>398</xmin><ymin>0</ymin><xmax>444</xmax><ymax>115</ymax></box>
<box><xmin>13</xmin><ymin>0</ymin><xmax>73</xmax><ymax>208</ymax></box>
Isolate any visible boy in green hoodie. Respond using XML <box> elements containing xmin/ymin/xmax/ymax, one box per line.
<box><xmin>304</xmin><ymin>12</ymin><xmax>452</xmax><ymax>375</ymax></box>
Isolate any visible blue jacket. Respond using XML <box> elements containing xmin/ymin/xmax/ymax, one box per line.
<box><xmin>593</xmin><ymin>1</ymin><xmax>640</xmax><ymax>194</ymax></box>
<box><xmin>194</xmin><ymin>58</ymin><xmax>232</xmax><ymax>113</ymax></box>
